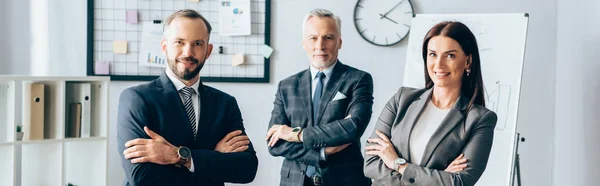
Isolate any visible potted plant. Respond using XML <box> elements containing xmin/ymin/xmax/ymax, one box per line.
<box><xmin>16</xmin><ymin>124</ymin><xmax>23</xmax><ymax>141</ymax></box>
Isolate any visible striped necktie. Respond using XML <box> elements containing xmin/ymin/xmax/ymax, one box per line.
<box><xmin>180</xmin><ymin>87</ymin><xmax>197</xmax><ymax>139</ymax></box>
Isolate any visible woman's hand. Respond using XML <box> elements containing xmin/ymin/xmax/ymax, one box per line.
<box><xmin>444</xmin><ymin>153</ymin><xmax>468</xmax><ymax>173</ymax></box>
<box><xmin>366</xmin><ymin>130</ymin><xmax>400</xmax><ymax>170</ymax></box>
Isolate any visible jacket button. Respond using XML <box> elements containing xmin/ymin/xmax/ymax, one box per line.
<box><xmin>409</xmin><ymin>178</ymin><xmax>415</xmax><ymax>183</ymax></box>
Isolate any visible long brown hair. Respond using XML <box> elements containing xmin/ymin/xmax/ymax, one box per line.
<box><xmin>422</xmin><ymin>21</ymin><xmax>485</xmax><ymax>111</ymax></box>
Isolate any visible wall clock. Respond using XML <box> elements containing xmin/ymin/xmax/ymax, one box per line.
<box><xmin>354</xmin><ymin>0</ymin><xmax>415</xmax><ymax>46</ymax></box>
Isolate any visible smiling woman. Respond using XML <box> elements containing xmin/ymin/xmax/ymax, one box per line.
<box><xmin>364</xmin><ymin>21</ymin><xmax>497</xmax><ymax>186</ymax></box>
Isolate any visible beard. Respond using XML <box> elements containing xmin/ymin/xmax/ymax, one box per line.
<box><xmin>167</xmin><ymin>55</ymin><xmax>205</xmax><ymax>80</ymax></box>
<box><xmin>310</xmin><ymin>59</ymin><xmax>336</xmax><ymax>69</ymax></box>
<box><xmin>165</xmin><ymin>48</ymin><xmax>206</xmax><ymax>80</ymax></box>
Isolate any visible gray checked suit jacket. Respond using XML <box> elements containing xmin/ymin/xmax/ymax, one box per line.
<box><xmin>268</xmin><ymin>62</ymin><xmax>374</xmax><ymax>186</ymax></box>
<box><xmin>364</xmin><ymin>87</ymin><xmax>498</xmax><ymax>186</ymax></box>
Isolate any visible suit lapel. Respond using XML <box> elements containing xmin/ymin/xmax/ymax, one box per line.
<box><xmin>297</xmin><ymin>70</ymin><xmax>314</xmax><ymax>127</ymax></box>
<box><xmin>197</xmin><ymin>83</ymin><xmax>214</xmax><ymax>145</ymax></box>
<box><xmin>156</xmin><ymin>73</ymin><xmax>195</xmax><ymax>142</ymax></box>
<box><xmin>419</xmin><ymin>94</ymin><xmax>469</xmax><ymax>166</ymax></box>
<box><xmin>315</xmin><ymin>62</ymin><xmax>348</xmax><ymax>125</ymax></box>
<box><xmin>398</xmin><ymin>88</ymin><xmax>432</xmax><ymax>163</ymax></box>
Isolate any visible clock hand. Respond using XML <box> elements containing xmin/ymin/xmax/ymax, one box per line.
<box><xmin>380</xmin><ymin>0</ymin><xmax>406</xmax><ymax>19</ymax></box>
<box><xmin>379</xmin><ymin>14</ymin><xmax>398</xmax><ymax>24</ymax></box>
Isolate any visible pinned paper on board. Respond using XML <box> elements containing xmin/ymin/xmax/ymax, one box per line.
<box><xmin>139</xmin><ymin>22</ymin><xmax>167</xmax><ymax>68</ymax></box>
<box><xmin>232</xmin><ymin>53</ymin><xmax>245</xmax><ymax>66</ymax></box>
<box><xmin>219</xmin><ymin>0</ymin><xmax>252</xmax><ymax>36</ymax></box>
<box><xmin>126</xmin><ymin>10</ymin><xmax>138</xmax><ymax>24</ymax></box>
<box><xmin>259</xmin><ymin>44</ymin><xmax>274</xmax><ymax>59</ymax></box>
<box><xmin>113</xmin><ymin>40</ymin><xmax>128</xmax><ymax>54</ymax></box>
<box><xmin>95</xmin><ymin>60</ymin><xmax>110</xmax><ymax>75</ymax></box>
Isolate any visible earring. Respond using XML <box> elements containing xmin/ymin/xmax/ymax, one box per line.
<box><xmin>466</xmin><ymin>69</ymin><xmax>471</xmax><ymax>76</ymax></box>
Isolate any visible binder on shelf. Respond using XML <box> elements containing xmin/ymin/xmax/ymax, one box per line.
<box><xmin>66</xmin><ymin>103</ymin><xmax>82</xmax><ymax>138</ymax></box>
<box><xmin>71</xmin><ymin>83</ymin><xmax>92</xmax><ymax>138</ymax></box>
<box><xmin>26</xmin><ymin>83</ymin><xmax>45</xmax><ymax>140</ymax></box>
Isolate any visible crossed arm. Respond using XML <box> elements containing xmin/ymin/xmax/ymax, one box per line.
<box><xmin>363</xmin><ymin>90</ymin><xmax>498</xmax><ymax>186</ymax></box>
<box><xmin>266</xmin><ymin>73</ymin><xmax>374</xmax><ymax>165</ymax></box>
<box><xmin>117</xmin><ymin>89</ymin><xmax>258</xmax><ymax>186</ymax></box>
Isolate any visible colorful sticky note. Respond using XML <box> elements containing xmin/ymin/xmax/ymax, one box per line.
<box><xmin>113</xmin><ymin>40</ymin><xmax>128</xmax><ymax>54</ymax></box>
<box><xmin>259</xmin><ymin>44</ymin><xmax>274</xmax><ymax>59</ymax></box>
<box><xmin>95</xmin><ymin>60</ymin><xmax>110</xmax><ymax>75</ymax></box>
<box><xmin>126</xmin><ymin>10</ymin><xmax>138</xmax><ymax>24</ymax></box>
<box><xmin>232</xmin><ymin>53</ymin><xmax>245</xmax><ymax>66</ymax></box>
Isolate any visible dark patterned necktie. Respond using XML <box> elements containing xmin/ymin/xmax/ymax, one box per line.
<box><xmin>180</xmin><ymin>87</ymin><xmax>197</xmax><ymax>139</ymax></box>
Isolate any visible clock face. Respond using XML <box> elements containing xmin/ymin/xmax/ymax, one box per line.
<box><xmin>354</xmin><ymin>0</ymin><xmax>414</xmax><ymax>46</ymax></box>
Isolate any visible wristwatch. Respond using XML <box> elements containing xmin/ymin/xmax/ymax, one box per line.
<box><xmin>291</xmin><ymin>127</ymin><xmax>302</xmax><ymax>142</ymax></box>
<box><xmin>176</xmin><ymin>146</ymin><xmax>192</xmax><ymax>166</ymax></box>
<box><xmin>393</xmin><ymin>158</ymin><xmax>407</xmax><ymax>172</ymax></box>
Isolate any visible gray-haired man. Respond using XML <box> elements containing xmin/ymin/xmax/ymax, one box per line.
<box><xmin>266</xmin><ymin>8</ymin><xmax>373</xmax><ymax>186</ymax></box>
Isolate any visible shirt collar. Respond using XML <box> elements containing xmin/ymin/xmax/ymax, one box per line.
<box><xmin>165</xmin><ymin>68</ymin><xmax>200</xmax><ymax>93</ymax></box>
<box><xmin>310</xmin><ymin>60</ymin><xmax>337</xmax><ymax>80</ymax></box>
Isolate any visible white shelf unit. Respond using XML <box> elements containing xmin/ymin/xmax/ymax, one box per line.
<box><xmin>0</xmin><ymin>76</ymin><xmax>110</xmax><ymax>186</ymax></box>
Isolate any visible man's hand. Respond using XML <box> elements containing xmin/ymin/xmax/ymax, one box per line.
<box><xmin>266</xmin><ymin>124</ymin><xmax>298</xmax><ymax>147</ymax></box>
<box><xmin>124</xmin><ymin>126</ymin><xmax>178</xmax><ymax>165</ymax></box>
<box><xmin>325</xmin><ymin>143</ymin><xmax>351</xmax><ymax>155</ymax></box>
<box><xmin>321</xmin><ymin>114</ymin><xmax>353</xmax><ymax>155</ymax></box>
<box><xmin>215</xmin><ymin>130</ymin><xmax>250</xmax><ymax>153</ymax></box>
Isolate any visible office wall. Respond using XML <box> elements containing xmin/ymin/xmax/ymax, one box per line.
<box><xmin>0</xmin><ymin>0</ymin><xmax>8</xmax><ymax>74</ymax></box>
<box><xmin>0</xmin><ymin>0</ymin><xmax>84</xmax><ymax>76</ymax></box>
<box><xmin>0</xmin><ymin>0</ymin><xmax>31</xmax><ymax>75</ymax></box>
<box><xmin>3</xmin><ymin>0</ymin><xmax>561</xmax><ymax>186</ymax></box>
<box><xmin>554</xmin><ymin>0</ymin><xmax>600</xmax><ymax>185</ymax></box>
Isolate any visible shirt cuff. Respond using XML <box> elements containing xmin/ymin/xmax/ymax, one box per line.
<box><xmin>188</xmin><ymin>157</ymin><xmax>195</xmax><ymax>172</ymax></box>
<box><xmin>320</xmin><ymin>147</ymin><xmax>327</xmax><ymax>161</ymax></box>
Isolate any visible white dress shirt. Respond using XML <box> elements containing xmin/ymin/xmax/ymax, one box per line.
<box><xmin>409</xmin><ymin>100</ymin><xmax>450</xmax><ymax>164</ymax></box>
<box><xmin>165</xmin><ymin>68</ymin><xmax>200</xmax><ymax>172</ymax></box>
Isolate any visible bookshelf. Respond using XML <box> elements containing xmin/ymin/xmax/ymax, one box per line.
<box><xmin>0</xmin><ymin>76</ymin><xmax>109</xmax><ymax>186</ymax></box>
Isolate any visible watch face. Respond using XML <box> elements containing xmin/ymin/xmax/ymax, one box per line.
<box><xmin>292</xmin><ymin>127</ymin><xmax>301</xmax><ymax>132</ymax></box>
<box><xmin>178</xmin><ymin>147</ymin><xmax>192</xmax><ymax>159</ymax></box>
<box><xmin>395</xmin><ymin>158</ymin><xmax>407</xmax><ymax>165</ymax></box>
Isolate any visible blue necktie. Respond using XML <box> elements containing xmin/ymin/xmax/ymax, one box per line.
<box><xmin>307</xmin><ymin>71</ymin><xmax>325</xmax><ymax>177</ymax></box>
<box><xmin>312</xmin><ymin>72</ymin><xmax>325</xmax><ymax>123</ymax></box>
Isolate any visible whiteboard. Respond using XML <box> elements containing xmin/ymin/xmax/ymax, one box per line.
<box><xmin>402</xmin><ymin>14</ymin><xmax>528</xmax><ymax>186</ymax></box>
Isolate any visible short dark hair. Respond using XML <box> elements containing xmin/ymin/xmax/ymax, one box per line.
<box><xmin>164</xmin><ymin>9</ymin><xmax>212</xmax><ymax>34</ymax></box>
<box><xmin>422</xmin><ymin>21</ymin><xmax>485</xmax><ymax>111</ymax></box>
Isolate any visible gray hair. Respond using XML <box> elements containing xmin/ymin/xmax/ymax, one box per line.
<box><xmin>302</xmin><ymin>9</ymin><xmax>342</xmax><ymax>36</ymax></box>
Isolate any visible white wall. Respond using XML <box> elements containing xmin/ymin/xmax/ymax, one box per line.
<box><xmin>0</xmin><ymin>0</ymin><xmax>8</xmax><ymax>75</ymax></box>
<box><xmin>0</xmin><ymin>0</ymin><xmax>85</xmax><ymax>76</ymax></box>
<box><xmin>554</xmin><ymin>0</ymin><xmax>600</xmax><ymax>185</ymax></box>
<box><xmin>0</xmin><ymin>0</ymin><xmax>31</xmax><ymax>75</ymax></box>
<box><xmin>3</xmin><ymin>0</ymin><xmax>565</xmax><ymax>186</ymax></box>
